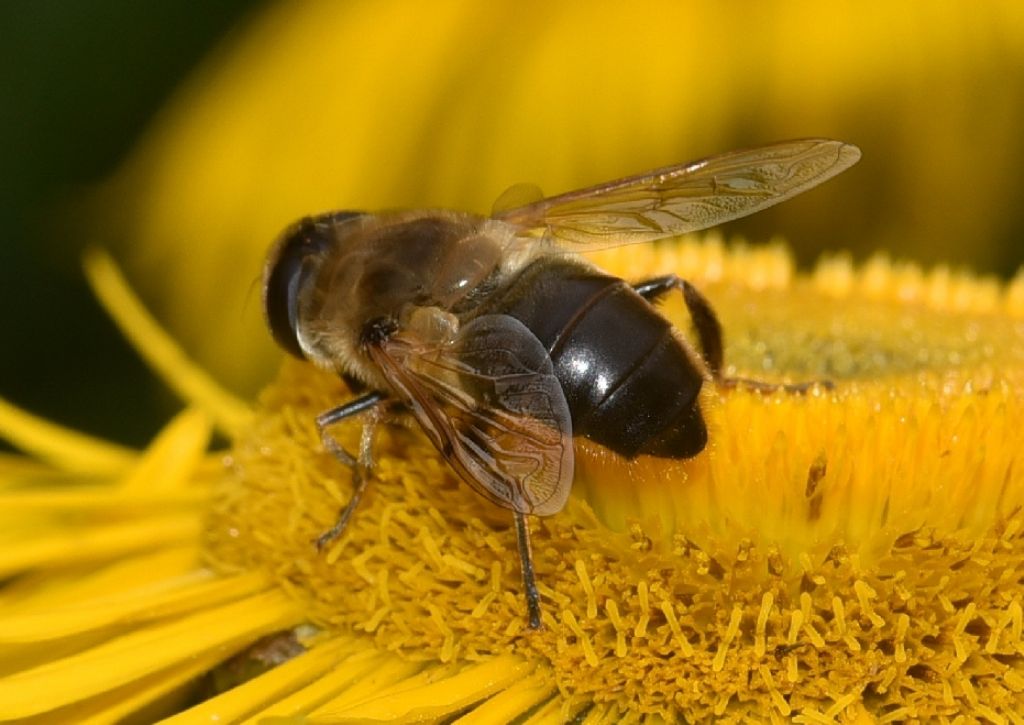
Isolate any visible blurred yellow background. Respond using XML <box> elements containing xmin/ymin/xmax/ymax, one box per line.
<box><xmin>5</xmin><ymin>1</ymin><xmax>1021</xmax><ymax>441</ymax></box>
<box><xmin>98</xmin><ymin>1</ymin><xmax>1024</xmax><ymax>397</ymax></box>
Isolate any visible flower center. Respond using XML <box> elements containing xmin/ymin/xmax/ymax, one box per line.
<box><xmin>204</xmin><ymin>241</ymin><xmax>1024</xmax><ymax>719</ymax></box>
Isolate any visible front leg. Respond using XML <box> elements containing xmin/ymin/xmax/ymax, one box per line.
<box><xmin>314</xmin><ymin>391</ymin><xmax>386</xmax><ymax>550</ymax></box>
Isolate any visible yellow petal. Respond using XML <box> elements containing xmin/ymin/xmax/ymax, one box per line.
<box><xmin>311</xmin><ymin>654</ymin><xmax>534</xmax><ymax>722</ymax></box>
<box><xmin>0</xmin><ymin>589</ymin><xmax>300</xmax><ymax>719</ymax></box>
<box><xmin>249</xmin><ymin>649</ymin><xmax>421</xmax><ymax>723</ymax></box>
<box><xmin>0</xmin><ymin>546</ymin><xmax>201</xmax><ymax>610</ymax></box>
<box><xmin>0</xmin><ymin>571</ymin><xmax>267</xmax><ymax>643</ymax></box>
<box><xmin>0</xmin><ymin>396</ymin><xmax>135</xmax><ymax>475</ymax></box>
<box><xmin>0</xmin><ymin>514</ymin><xmax>200</xmax><ymax>578</ymax></box>
<box><xmin>53</xmin><ymin>647</ymin><xmax>227</xmax><ymax>725</ymax></box>
<box><xmin>521</xmin><ymin>698</ymin><xmax>589</xmax><ymax>724</ymax></box>
<box><xmin>82</xmin><ymin>247</ymin><xmax>252</xmax><ymax>436</ymax></box>
<box><xmin>102</xmin><ymin>1</ymin><xmax>1024</xmax><ymax>393</ymax></box>
<box><xmin>118</xmin><ymin>408</ymin><xmax>212</xmax><ymax>491</ymax></box>
<box><xmin>451</xmin><ymin>670</ymin><xmax>557</xmax><ymax>724</ymax></box>
<box><xmin>161</xmin><ymin>635</ymin><xmax>351</xmax><ymax>724</ymax></box>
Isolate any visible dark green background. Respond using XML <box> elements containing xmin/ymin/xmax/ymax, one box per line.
<box><xmin>0</xmin><ymin>2</ymin><xmax>263</xmax><ymax>447</ymax></box>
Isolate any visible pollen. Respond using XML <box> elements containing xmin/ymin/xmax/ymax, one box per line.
<box><xmin>204</xmin><ymin>236</ymin><xmax>1024</xmax><ymax>720</ymax></box>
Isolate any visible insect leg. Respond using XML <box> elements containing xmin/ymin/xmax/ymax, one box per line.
<box><xmin>513</xmin><ymin>510</ymin><xmax>543</xmax><ymax>630</ymax></box>
<box><xmin>634</xmin><ymin>276</ymin><xmax>832</xmax><ymax>394</ymax></box>
<box><xmin>721</xmin><ymin>377</ymin><xmax>834</xmax><ymax>394</ymax></box>
<box><xmin>314</xmin><ymin>391</ymin><xmax>386</xmax><ymax>550</ymax></box>
<box><xmin>316</xmin><ymin>392</ymin><xmax>384</xmax><ymax>465</ymax></box>
<box><xmin>633</xmin><ymin>275</ymin><xmax>723</xmax><ymax>378</ymax></box>
<box><xmin>317</xmin><ymin>391</ymin><xmax>386</xmax><ymax>426</ymax></box>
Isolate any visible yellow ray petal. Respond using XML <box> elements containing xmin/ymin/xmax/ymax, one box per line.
<box><xmin>0</xmin><ymin>571</ymin><xmax>267</xmax><ymax>643</ymax></box>
<box><xmin>119</xmin><ymin>407</ymin><xmax>212</xmax><ymax>491</ymax></box>
<box><xmin>311</xmin><ymin>654</ymin><xmax>535</xmax><ymax>722</ymax></box>
<box><xmin>579</xmin><ymin>703</ymin><xmax>629</xmax><ymax>724</ymax></box>
<box><xmin>76</xmin><ymin>647</ymin><xmax>227</xmax><ymax>725</ymax></box>
<box><xmin>0</xmin><ymin>546</ymin><xmax>201</xmax><ymax>610</ymax></box>
<box><xmin>0</xmin><ymin>396</ymin><xmax>135</xmax><ymax>475</ymax></box>
<box><xmin>163</xmin><ymin>638</ymin><xmax>391</xmax><ymax>724</ymax></box>
<box><xmin>0</xmin><ymin>453</ymin><xmax>71</xmax><ymax>482</ymax></box>
<box><xmin>452</xmin><ymin>669</ymin><xmax>557</xmax><ymax>724</ymax></box>
<box><xmin>0</xmin><ymin>589</ymin><xmax>300</xmax><ymax>719</ymax></box>
<box><xmin>0</xmin><ymin>485</ymin><xmax>206</xmax><ymax>514</ymax></box>
<box><xmin>0</xmin><ymin>514</ymin><xmax>201</xmax><ymax>578</ymax></box>
<box><xmin>521</xmin><ymin>697</ymin><xmax>589</xmax><ymax>725</ymax></box>
<box><xmin>165</xmin><ymin>638</ymin><xmax>350</xmax><ymax>720</ymax></box>
<box><xmin>13</xmin><ymin>646</ymin><xmax>226</xmax><ymax>725</ymax></box>
<box><xmin>244</xmin><ymin>649</ymin><xmax>421</xmax><ymax>723</ymax></box>
<box><xmin>82</xmin><ymin>247</ymin><xmax>252</xmax><ymax>436</ymax></box>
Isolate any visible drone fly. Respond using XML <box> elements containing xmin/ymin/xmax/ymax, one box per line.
<box><xmin>263</xmin><ymin>138</ymin><xmax>861</xmax><ymax>628</ymax></box>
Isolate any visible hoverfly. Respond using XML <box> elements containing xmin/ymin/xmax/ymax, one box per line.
<box><xmin>263</xmin><ymin>138</ymin><xmax>860</xmax><ymax>629</ymax></box>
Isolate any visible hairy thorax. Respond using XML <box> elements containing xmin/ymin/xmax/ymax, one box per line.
<box><xmin>297</xmin><ymin>210</ymin><xmax>529</xmax><ymax>391</ymax></box>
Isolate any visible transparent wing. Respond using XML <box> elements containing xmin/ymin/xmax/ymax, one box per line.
<box><xmin>493</xmin><ymin>138</ymin><xmax>860</xmax><ymax>250</ymax></box>
<box><xmin>367</xmin><ymin>313</ymin><xmax>573</xmax><ymax>516</ymax></box>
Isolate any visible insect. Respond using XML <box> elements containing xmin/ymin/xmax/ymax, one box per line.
<box><xmin>262</xmin><ymin>138</ymin><xmax>860</xmax><ymax>629</ymax></box>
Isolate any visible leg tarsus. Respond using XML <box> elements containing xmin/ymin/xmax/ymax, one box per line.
<box><xmin>513</xmin><ymin>510</ymin><xmax>543</xmax><ymax>630</ymax></box>
<box><xmin>314</xmin><ymin>469</ymin><xmax>369</xmax><ymax>550</ymax></box>
<box><xmin>721</xmin><ymin>376</ymin><xmax>834</xmax><ymax>395</ymax></box>
<box><xmin>318</xmin><ymin>427</ymin><xmax>356</xmax><ymax>468</ymax></box>
<box><xmin>313</xmin><ymin>393</ymin><xmax>386</xmax><ymax>550</ymax></box>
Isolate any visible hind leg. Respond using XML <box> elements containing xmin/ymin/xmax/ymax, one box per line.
<box><xmin>633</xmin><ymin>275</ymin><xmax>723</xmax><ymax>379</ymax></box>
<box><xmin>634</xmin><ymin>275</ymin><xmax>831</xmax><ymax>393</ymax></box>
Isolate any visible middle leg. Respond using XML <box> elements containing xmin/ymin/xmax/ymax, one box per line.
<box><xmin>513</xmin><ymin>510</ymin><xmax>542</xmax><ymax>630</ymax></box>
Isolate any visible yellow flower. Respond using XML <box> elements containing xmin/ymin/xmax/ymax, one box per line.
<box><xmin>1</xmin><ymin>239</ymin><xmax>1022</xmax><ymax>721</ymax></box>
<box><xmin>9</xmin><ymin>2</ymin><xmax>1022</xmax><ymax>720</ymax></box>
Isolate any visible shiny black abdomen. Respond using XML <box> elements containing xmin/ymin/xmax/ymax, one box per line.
<box><xmin>483</xmin><ymin>258</ymin><xmax>707</xmax><ymax>459</ymax></box>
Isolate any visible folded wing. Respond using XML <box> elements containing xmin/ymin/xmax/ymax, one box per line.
<box><xmin>367</xmin><ymin>313</ymin><xmax>574</xmax><ymax>516</ymax></box>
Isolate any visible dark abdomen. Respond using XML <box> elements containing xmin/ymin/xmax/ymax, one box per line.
<box><xmin>485</xmin><ymin>258</ymin><xmax>707</xmax><ymax>459</ymax></box>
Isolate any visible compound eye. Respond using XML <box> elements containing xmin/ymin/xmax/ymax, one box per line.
<box><xmin>263</xmin><ymin>212</ymin><xmax>362</xmax><ymax>358</ymax></box>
